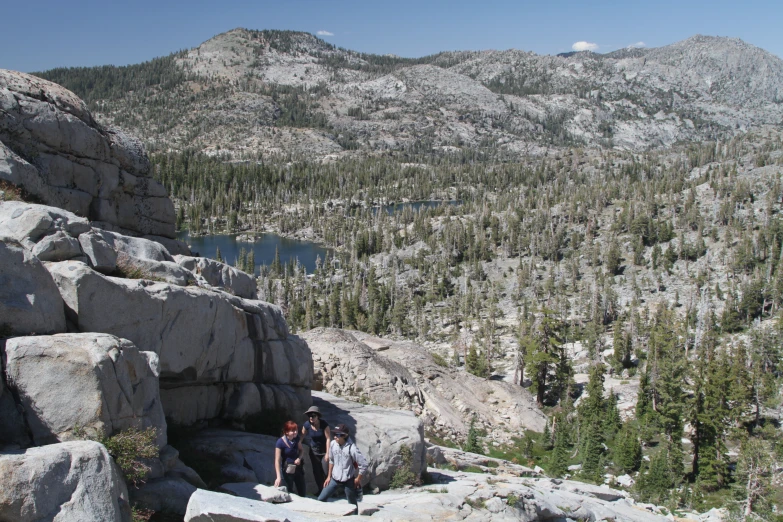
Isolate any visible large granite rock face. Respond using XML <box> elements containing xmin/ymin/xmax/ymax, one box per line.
<box><xmin>0</xmin><ymin>441</ymin><xmax>131</xmax><ymax>522</ymax></box>
<box><xmin>0</xmin><ymin>201</ymin><xmax>90</xmax><ymax>246</ymax></box>
<box><xmin>47</xmin><ymin>260</ymin><xmax>312</xmax><ymax>426</ymax></box>
<box><xmin>3</xmin><ymin>333</ymin><xmax>166</xmax><ymax>447</ymax></box>
<box><xmin>0</xmin><ymin>69</ymin><xmax>175</xmax><ymax>238</ymax></box>
<box><xmin>185</xmin><ymin>489</ymin><xmax>312</xmax><ymax>522</ymax></box>
<box><xmin>311</xmin><ymin>392</ymin><xmax>426</xmax><ymax>491</ymax></box>
<box><xmin>302</xmin><ymin>329</ymin><xmax>546</xmax><ymax>446</ymax></box>
<box><xmin>0</xmin><ymin>239</ymin><xmax>66</xmax><ymax>335</ymax></box>
<box><xmin>175</xmin><ymin>255</ymin><xmax>258</xmax><ymax>299</ymax></box>
<box><xmin>178</xmin><ymin>392</ymin><xmax>425</xmax><ymax>493</ymax></box>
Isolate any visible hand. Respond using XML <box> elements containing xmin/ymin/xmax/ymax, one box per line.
<box><xmin>274</xmin><ymin>477</ymin><xmax>281</xmax><ymax>487</ymax></box>
<box><xmin>322</xmin><ymin>455</ymin><xmax>328</xmax><ymax>463</ymax></box>
<box><xmin>324</xmin><ymin>476</ymin><xmax>331</xmax><ymax>487</ymax></box>
<box><xmin>354</xmin><ymin>477</ymin><xmax>362</xmax><ymax>489</ymax></box>
<box><xmin>295</xmin><ymin>458</ymin><xmax>301</xmax><ymax>465</ymax></box>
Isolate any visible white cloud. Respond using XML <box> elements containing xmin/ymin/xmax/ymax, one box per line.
<box><xmin>628</xmin><ymin>41</ymin><xmax>646</xmax><ymax>48</ymax></box>
<box><xmin>316</xmin><ymin>30</ymin><xmax>334</xmax><ymax>37</ymax></box>
<box><xmin>572</xmin><ymin>41</ymin><xmax>599</xmax><ymax>52</ymax></box>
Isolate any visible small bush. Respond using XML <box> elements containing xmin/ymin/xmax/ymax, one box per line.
<box><xmin>464</xmin><ymin>497</ymin><xmax>486</xmax><ymax>509</ymax></box>
<box><xmin>431</xmin><ymin>352</ymin><xmax>449</xmax><ymax>367</ymax></box>
<box><xmin>114</xmin><ymin>254</ymin><xmax>149</xmax><ymax>280</ymax></box>
<box><xmin>131</xmin><ymin>507</ymin><xmax>155</xmax><ymax>522</ymax></box>
<box><xmin>100</xmin><ymin>427</ymin><xmax>159</xmax><ymax>487</ymax></box>
<box><xmin>389</xmin><ymin>445</ymin><xmax>421</xmax><ymax>489</ymax></box>
<box><xmin>0</xmin><ymin>180</ymin><xmax>24</xmax><ymax>202</ymax></box>
<box><xmin>507</xmin><ymin>493</ymin><xmax>520</xmax><ymax>507</ymax></box>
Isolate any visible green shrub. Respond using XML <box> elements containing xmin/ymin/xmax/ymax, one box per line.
<box><xmin>431</xmin><ymin>352</ymin><xmax>449</xmax><ymax>367</ymax></box>
<box><xmin>464</xmin><ymin>497</ymin><xmax>486</xmax><ymax>509</ymax></box>
<box><xmin>100</xmin><ymin>428</ymin><xmax>159</xmax><ymax>486</ymax></box>
<box><xmin>389</xmin><ymin>445</ymin><xmax>421</xmax><ymax>488</ymax></box>
<box><xmin>507</xmin><ymin>493</ymin><xmax>519</xmax><ymax>507</ymax></box>
<box><xmin>131</xmin><ymin>506</ymin><xmax>155</xmax><ymax>522</ymax></box>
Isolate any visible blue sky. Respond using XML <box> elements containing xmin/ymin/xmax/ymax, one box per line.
<box><xmin>2</xmin><ymin>0</ymin><xmax>781</xmax><ymax>72</ymax></box>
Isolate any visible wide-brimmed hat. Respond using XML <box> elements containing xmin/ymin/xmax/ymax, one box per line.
<box><xmin>304</xmin><ymin>405</ymin><xmax>321</xmax><ymax>417</ymax></box>
<box><xmin>332</xmin><ymin>423</ymin><xmax>349</xmax><ymax>435</ymax></box>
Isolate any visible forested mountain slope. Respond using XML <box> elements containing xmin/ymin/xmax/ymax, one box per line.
<box><xmin>35</xmin><ymin>29</ymin><xmax>783</xmax><ymax>158</ymax></box>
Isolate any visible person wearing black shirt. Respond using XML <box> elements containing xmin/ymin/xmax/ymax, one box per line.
<box><xmin>302</xmin><ymin>405</ymin><xmax>331</xmax><ymax>495</ymax></box>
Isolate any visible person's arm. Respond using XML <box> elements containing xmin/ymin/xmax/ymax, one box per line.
<box><xmin>353</xmin><ymin>445</ymin><xmax>369</xmax><ymax>488</ymax></box>
<box><xmin>274</xmin><ymin>447</ymin><xmax>282</xmax><ymax>487</ymax></box>
<box><xmin>323</xmin><ymin>426</ymin><xmax>331</xmax><ymax>462</ymax></box>
<box><xmin>295</xmin><ymin>439</ymin><xmax>303</xmax><ymax>466</ymax></box>
<box><xmin>324</xmin><ymin>440</ymin><xmax>335</xmax><ymax>487</ymax></box>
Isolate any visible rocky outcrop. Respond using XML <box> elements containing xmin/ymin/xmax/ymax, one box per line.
<box><xmin>46</xmin><ymin>258</ymin><xmax>311</xmax><ymax>426</ymax></box>
<box><xmin>3</xmin><ymin>333</ymin><xmax>166</xmax><ymax>447</ymax></box>
<box><xmin>0</xmin><ymin>197</ymin><xmax>311</xmax><ymax>432</ymax></box>
<box><xmin>311</xmin><ymin>391</ymin><xmax>425</xmax><ymax>491</ymax></box>
<box><xmin>185</xmin><ymin>489</ymin><xmax>313</xmax><ymax>522</ymax></box>
<box><xmin>0</xmin><ymin>441</ymin><xmax>131</xmax><ymax>522</ymax></box>
<box><xmin>0</xmin><ymin>239</ymin><xmax>65</xmax><ymax>336</ymax></box>
<box><xmin>0</xmin><ymin>69</ymin><xmax>175</xmax><ymax>238</ymax></box>
<box><xmin>175</xmin><ymin>255</ymin><xmax>258</xmax><ymax>299</ymax></box>
<box><xmin>302</xmin><ymin>328</ymin><xmax>546</xmax><ymax>446</ymax></box>
<box><xmin>178</xmin><ymin>391</ymin><xmax>423</xmax><ymax>492</ymax></box>
<box><xmin>325</xmin><ymin>465</ymin><xmax>669</xmax><ymax>522</ymax></box>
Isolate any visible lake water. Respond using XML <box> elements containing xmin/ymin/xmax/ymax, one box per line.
<box><xmin>177</xmin><ymin>232</ymin><xmax>332</xmax><ymax>275</ymax></box>
<box><xmin>372</xmin><ymin>200</ymin><xmax>462</xmax><ymax>215</ymax></box>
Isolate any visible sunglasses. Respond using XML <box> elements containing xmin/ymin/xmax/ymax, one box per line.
<box><xmin>308</xmin><ymin>413</ymin><xmax>319</xmax><ymax>417</ymax></box>
<box><xmin>334</xmin><ymin>433</ymin><xmax>347</xmax><ymax>438</ymax></box>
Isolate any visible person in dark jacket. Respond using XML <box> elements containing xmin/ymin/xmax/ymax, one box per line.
<box><xmin>301</xmin><ymin>405</ymin><xmax>331</xmax><ymax>495</ymax></box>
<box><xmin>317</xmin><ymin>423</ymin><xmax>368</xmax><ymax>510</ymax></box>
<box><xmin>273</xmin><ymin>420</ymin><xmax>306</xmax><ymax>496</ymax></box>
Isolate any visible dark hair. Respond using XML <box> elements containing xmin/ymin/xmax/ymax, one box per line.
<box><xmin>282</xmin><ymin>420</ymin><xmax>298</xmax><ymax>434</ymax></box>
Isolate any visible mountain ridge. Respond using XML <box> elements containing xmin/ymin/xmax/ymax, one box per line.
<box><xmin>32</xmin><ymin>28</ymin><xmax>783</xmax><ymax>160</ymax></box>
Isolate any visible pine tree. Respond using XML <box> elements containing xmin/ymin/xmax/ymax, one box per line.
<box><xmin>464</xmin><ymin>416</ymin><xmax>482</xmax><ymax>454</ymax></box>
<box><xmin>579</xmin><ymin>363</ymin><xmax>606</xmax><ymax>482</ymax></box>
<box><xmin>466</xmin><ymin>343</ymin><xmax>489</xmax><ymax>378</ymax></box>
<box><xmin>215</xmin><ymin>246</ymin><xmax>223</xmax><ymax>263</ymax></box>
<box><xmin>247</xmin><ymin>250</ymin><xmax>256</xmax><ymax>275</ymax></box>
<box><xmin>613</xmin><ymin>422</ymin><xmax>642</xmax><ymax>473</ymax></box>
<box><xmin>524</xmin><ymin>308</ymin><xmax>565</xmax><ymax>407</ymax></box>
<box><xmin>549</xmin><ymin>413</ymin><xmax>570</xmax><ymax>477</ymax></box>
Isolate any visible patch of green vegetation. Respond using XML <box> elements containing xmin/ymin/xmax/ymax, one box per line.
<box><xmin>506</xmin><ymin>493</ymin><xmax>519</xmax><ymax>507</ymax></box>
<box><xmin>461</xmin><ymin>465</ymin><xmax>484</xmax><ymax>473</ymax></box>
<box><xmin>390</xmin><ymin>445</ymin><xmax>421</xmax><ymax>489</ymax></box>
<box><xmin>100</xmin><ymin>428</ymin><xmax>159</xmax><ymax>487</ymax></box>
<box><xmin>131</xmin><ymin>507</ymin><xmax>155</xmax><ymax>522</ymax></box>
<box><xmin>464</xmin><ymin>497</ymin><xmax>486</xmax><ymax>509</ymax></box>
<box><xmin>430</xmin><ymin>351</ymin><xmax>449</xmax><ymax>367</ymax></box>
<box><xmin>426</xmin><ymin>432</ymin><xmax>458</xmax><ymax>449</ymax></box>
